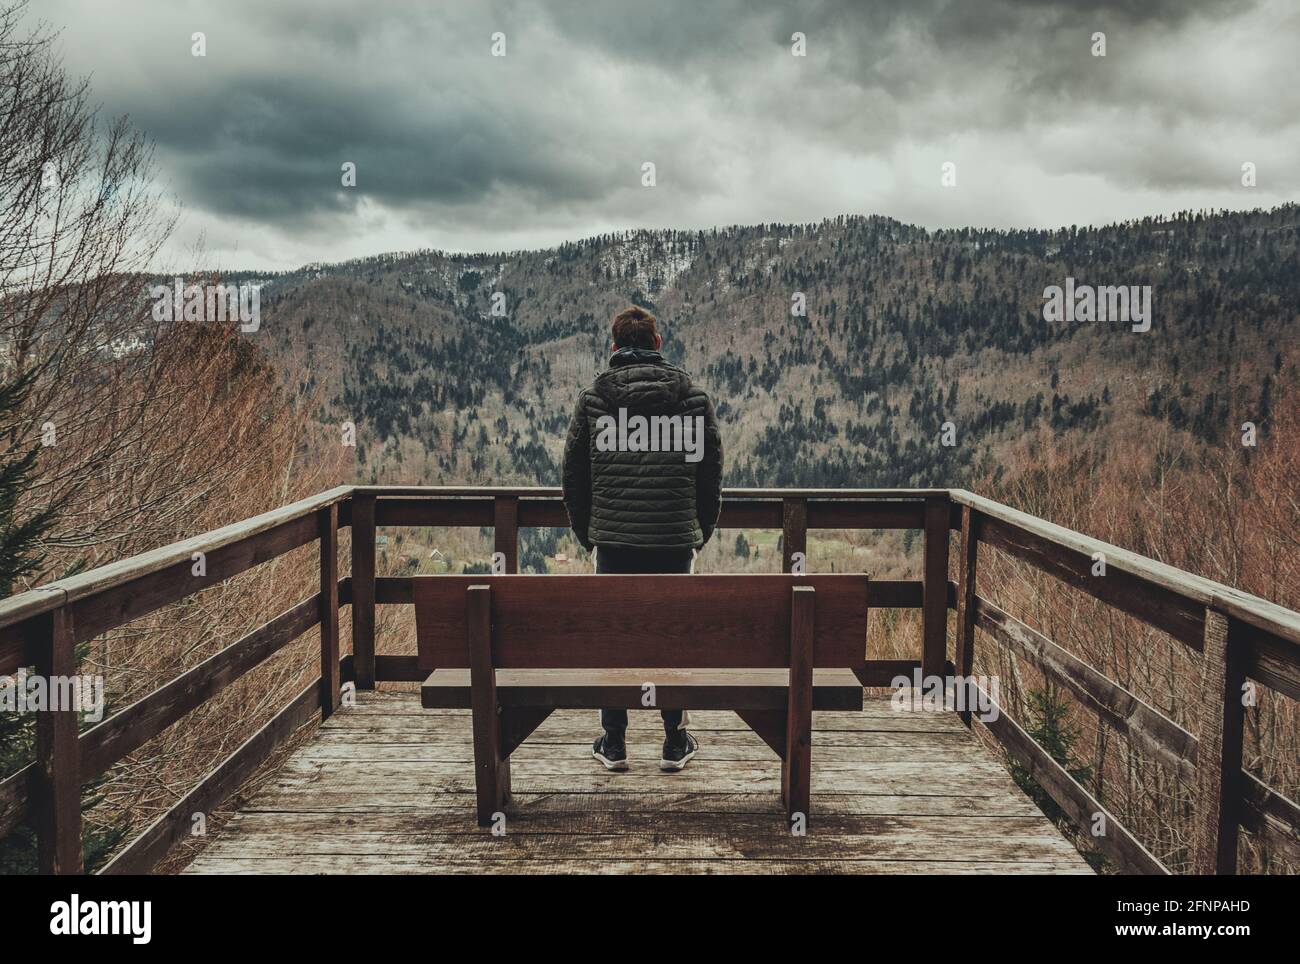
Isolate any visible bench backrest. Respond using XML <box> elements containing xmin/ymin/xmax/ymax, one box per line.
<box><xmin>413</xmin><ymin>574</ymin><xmax>868</xmax><ymax>672</ymax></box>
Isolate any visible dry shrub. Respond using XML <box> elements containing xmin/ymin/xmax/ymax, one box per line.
<box><xmin>974</xmin><ymin>378</ymin><xmax>1299</xmax><ymax>873</ymax></box>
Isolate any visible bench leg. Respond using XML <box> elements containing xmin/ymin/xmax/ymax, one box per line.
<box><xmin>783</xmin><ymin>586</ymin><xmax>815</xmax><ymax>825</ymax></box>
<box><xmin>467</xmin><ymin>585</ymin><xmax>509</xmax><ymax>827</ymax></box>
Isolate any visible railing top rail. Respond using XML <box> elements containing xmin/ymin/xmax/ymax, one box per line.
<box><xmin>950</xmin><ymin>489</ymin><xmax>1300</xmax><ymax>648</ymax></box>
<box><xmin>355</xmin><ymin>485</ymin><xmax>949</xmax><ymax>500</ymax></box>
<box><xmin>3</xmin><ymin>483</ymin><xmax>1295</xmax><ymax>653</ymax></box>
<box><xmin>0</xmin><ymin>485</ymin><xmax>354</xmax><ymax>631</ymax></box>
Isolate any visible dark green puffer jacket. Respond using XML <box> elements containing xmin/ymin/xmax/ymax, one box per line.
<box><xmin>562</xmin><ymin>348</ymin><xmax>723</xmax><ymax>550</ymax></box>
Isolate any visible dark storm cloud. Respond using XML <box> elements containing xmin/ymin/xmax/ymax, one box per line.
<box><xmin>25</xmin><ymin>0</ymin><xmax>1300</xmax><ymax>267</ymax></box>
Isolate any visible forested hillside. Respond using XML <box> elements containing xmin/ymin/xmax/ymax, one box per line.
<box><xmin>239</xmin><ymin>206</ymin><xmax>1299</xmax><ymax>490</ymax></box>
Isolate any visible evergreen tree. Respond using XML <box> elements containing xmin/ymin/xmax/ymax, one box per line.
<box><xmin>0</xmin><ymin>371</ymin><xmax>54</xmax><ymax>597</ymax></box>
<box><xmin>1009</xmin><ymin>684</ymin><xmax>1103</xmax><ymax>871</ymax></box>
<box><xmin>734</xmin><ymin>532</ymin><xmax>750</xmax><ymax>558</ymax></box>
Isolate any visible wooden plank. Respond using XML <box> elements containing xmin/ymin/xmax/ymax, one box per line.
<box><xmin>185</xmin><ymin>855</ymin><xmax>1092</xmax><ymax>875</ymax></box>
<box><xmin>375</xmin><ymin>654</ymin><xmax>422</xmax><ymax>681</ymax></box>
<box><xmin>950</xmin><ymin>489</ymin><xmax>1300</xmax><ymax>647</ymax></box>
<box><xmin>0</xmin><ymin>486</ymin><xmax>351</xmax><ymax>635</ymax></box>
<box><xmin>356</xmin><ymin>485</ymin><xmax>951</xmax><ymax>500</ymax></box>
<box><xmin>953</xmin><ymin>505</ymin><xmax>978</xmax><ymax>726</ymax></box>
<box><xmin>719</xmin><ymin>500</ymin><xmax>783</xmax><ymax>528</ymax></box>
<box><xmin>1237</xmin><ymin>621</ymin><xmax>1300</xmax><ymax>702</ymax></box>
<box><xmin>806</xmin><ymin>501</ymin><xmax>925</xmax><ymax>530</ymax></box>
<box><xmin>922</xmin><ymin>497</ymin><xmax>949</xmax><ymax>678</ymax></box>
<box><xmin>266</xmin><ymin>756</ymin><xmax>1010</xmax><ymax>794</ymax></box>
<box><xmin>319</xmin><ymin>505</ymin><xmax>341</xmax><ymax>718</ymax></box>
<box><xmin>421</xmin><ymin>667</ymin><xmax>864</xmax><ymax>711</ymax></box>
<box><xmin>375</xmin><ymin>577</ymin><xmax>412</xmax><ymax>604</ymax></box>
<box><xmin>80</xmin><ymin>595</ymin><xmax>320</xmax><ymax>776</ymax></box>
<box><xmin>383</xmin><ymin>574</ymin><xmax>923</xmax><ymax>611</ymax></box>
<box><xmin>337</xmin><ymin>699</ymin><xmax>966</xmax><ymax>730</ymax></box>
<box><xmin>362</xmin><ymin>491</ymin><xmax>936</xmax><ymax>533</ymax></box>
<box><xmin>296</xmin><ymin>740</ymin><xmax>1000</xmax><ymax>766</ymax></box>
<box><xmin>973</xmin><ymin>682</ymin><xmax>1167</xmax><ymax>875</ymax></box>
<box><xmin>0</xmin><ymin>761</ymin><xmax>34</xmax><ymax>839</ymax></box>
<box><xmin>413</xmin><ymin>574</ymin><xmax>868</xmax><ymax>671</ymax></box>
<box><xmin>351</xmin><ymin>492</ymin><xmax>376</xmax><ymax>689</ymax></box>
<box><xmin>309</xmin><ymin>727</ymin><xmax>975</xmax><ymax>751</ymax></box>
<box><xmin>978</xmin><ymin>513</ymin><xmax>1205</xmax><ymax>650</ymax></box>
<box><xmin>375</xmin><ymin>498</ymin><xmax>494</xmax><ymax>527</ymax></box>
<box><xmin>1192</xmin><ymin>609</ymin><xmax>1244</xmax><ymax>874</ymax></box>
<box><xmin>516</xmin><ymin>500</ymin><xmax>570</xmax><ymax>528</ymax></box>
<box><xmin>494</xmin><ymin>496</ymin><xmax>519</xmax><ymax>574</ymax></box>
<box><xmin>99</xmin><ymin>681</ymin><xmax>321</xmax><ymax>875</ymax></box>
<box><xmin>224</xmin><ymin>809</ymin><xmax>1081</xmax><ymax>837</ymax></box>
<box><xmin>240</xmin><ymin>787</ymin><xmax>1047</xmax><ymax>818</ymax></box>
<box><xmin>1239</xmin><ymin>773</ymin><xmax>1300</xmax><ymax>866</ymax></box>
<box><xmin>783</xmin><ymin>586</ymin><xmax>815</xmax><ymax>823</ymax></box>
<box><xmin>974</xmin><ymin>596</ymin><xmax>1197</xmax><ymax>780</ymax></box>
<box><xmin>187</xmin><ymin>828</ymin><xmax>1081</xmax><ymax>863</ymax></box>
<box><xmin>67</xmin><ymin>514</ymin><xmax>319</xmax><ymax>645</ymax></box>
<box><xmin>855</xmin><ymin>659</ymin><xmax>921</xmax><ymax>688</ymax></box>
<box><xmin>314</xmin><ymin>728</ymin><xmax>973</xmax><ymax>751</ymax></box>
<box><xmin>870</xmin><ymin>579</ymin><xmax>924</xmax><ymax>609</ymax></box>
<box><xmin>466</xmin><ymin>585</ymin><xmax>508</xmax><ymax>826</ymax></box>
<box><xmin>35</xmin><ymin>607</ymin><xmax>81</xmax><ymax>875</ymax></box>
<box><xmin>782</xmin><ymin>498</ymin><xmax>807</xmax><ymax>573</ymax></box>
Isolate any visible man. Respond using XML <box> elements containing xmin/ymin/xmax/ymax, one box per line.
<box><xmin>562</xmin><ymin>306</ymin><xmax>723</xmax><ymax>772</ymax></box>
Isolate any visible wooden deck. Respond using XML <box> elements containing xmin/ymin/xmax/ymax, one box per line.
<box><xmin>182</xmin><ymin>691</ymin><xmax>1092</xmax><ymax>874</ymax></box>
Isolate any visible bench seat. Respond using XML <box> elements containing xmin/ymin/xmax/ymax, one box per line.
<box><xmin>421</xmin><ymin>667</ymin><xmax>865</xmax><ymax>711</ymax></box>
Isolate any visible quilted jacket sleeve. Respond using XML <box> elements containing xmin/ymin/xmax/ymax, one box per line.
<box><xmin>561</xmin><ymin>394</ymin><xmax>593</xmax><ymax>550</ymax></box>
<box><xmin>695</xmin><ymin>393</ymin><xmax>723</xmax><ymax>545</ymax></box>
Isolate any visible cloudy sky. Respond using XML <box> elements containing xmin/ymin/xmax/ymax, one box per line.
<box><xmin>25</xmin><ymin>0</ymin><xmax>1300</xmax><ymax>270</ymax></box>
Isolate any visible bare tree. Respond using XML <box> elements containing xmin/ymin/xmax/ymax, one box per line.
<box><xmin>0</xmin><ymin>0</ymin><xmax>179</xmax><ymax>575</ymax></box>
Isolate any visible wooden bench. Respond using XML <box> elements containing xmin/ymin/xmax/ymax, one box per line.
<box><xmin>414</xmin><ymin>574</ymin><xmax>870</xmax><ymax>827</ymax></box>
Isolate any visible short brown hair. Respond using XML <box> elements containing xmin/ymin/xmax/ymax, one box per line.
<box><xmin>611</xmin><ymin>306</ymin><xmax>658</xmax><ymax>350</ymax></box>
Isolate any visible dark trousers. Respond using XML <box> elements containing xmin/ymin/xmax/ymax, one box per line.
<box><xmin>595</xmin><ymin>545</ymin><xmax>694</xmax><ymax>741</ymax></box>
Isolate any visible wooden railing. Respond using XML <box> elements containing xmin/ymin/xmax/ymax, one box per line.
<box><xmin>0</xmin><ymin>485</ymin><xmax>1296</xmax><ymax>875</ymax></box>
<box><xmin>947</xmin><ymin>490</ymin><xmax>1300</xmax><ymax>874</ymax></box>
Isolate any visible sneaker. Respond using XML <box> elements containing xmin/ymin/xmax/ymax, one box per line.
<box><xmin>660</xmin><ymin>732</ymin><xmax>698</xmax><ymax>771</ymax></box>
<box><xmin>592</xmin><ymin>734</ymin><xmax>628</xmax><ymax>771</ymax></box>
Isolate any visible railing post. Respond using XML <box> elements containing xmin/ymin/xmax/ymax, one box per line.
<box><xmin>921</xmin><ymin>496</ymin><xmax>949</xmax><ymax>680</ymax></box>
<box><xmin>1192</xmin><ymin>608</ymin><xmax>1245</xmax><ymax>874</ymax></box>
<box><xmin>782</xmin><ymin>498</ymin><xmax>807</xmax><ymax>574</ymax></box>
<box><xmin>494</xmin><ymin>496</ymin><xmax>519</xmax><ymax>574</ymax></box>
<box><xmin>319</xmin><ymin>503</ymin><xmax>341</xmax><ymax>717</ymax></box>
<box><xmin>36</xmin><ymin>607</ymin><xmax>82</xmax><ymax>875</ymax></box>
<box><xmin>953</xmin><ymin>504</ymin><xmax>978</xmax><ymax>726</ymax></box>
<box><xmin>351</xmin><ymin>492</ymin><xmax>376</xmax><ymax>689</ymax></box>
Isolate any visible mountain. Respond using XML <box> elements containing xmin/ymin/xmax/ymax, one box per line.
<box><xmin>230</xmin><ymin>205</ymin><xmax>1300</xmax><ymax>489</ymax></box>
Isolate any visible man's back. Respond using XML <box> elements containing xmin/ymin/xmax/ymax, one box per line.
<box><xmin>563</xmin><ymin>346</ymin><xmax>722</xmax><ymax>551</ymax></box>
